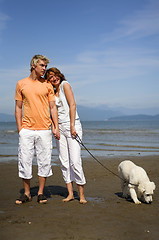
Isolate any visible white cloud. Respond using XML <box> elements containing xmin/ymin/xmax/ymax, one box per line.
<box><xmin>0</xmin><ymin>12</ymin><xmax>9</xmax><ymax>32</ymax></box>
<box><xmin>56</xmin><ymin>42</ymin><xmax>159</xmax><ymax>110</ymax></box>
<box><xmin>0</xmin><ymin>67</ymin><xmax>29</xmax><ymax>82</ymax></box>
<box><xmin>58</xmin><ymin>47</ymin><xmax>159</xmax><ymax>89</ymax></box>
<box><xmin>103</xmin><ymin>0</ymin><xmax>159</xmax><ymax>41</ymax></box>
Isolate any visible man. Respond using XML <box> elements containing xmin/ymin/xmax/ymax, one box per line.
<box><xmin>15</xmin><ymin>55</ymin><xmax>60</xmax><ymax>204</ymax></box>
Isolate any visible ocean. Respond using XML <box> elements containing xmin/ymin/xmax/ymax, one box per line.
<box><xmin>0</xmin><ymin>121</ymin><xmax>159</xmax><ymax>164</ymax></box>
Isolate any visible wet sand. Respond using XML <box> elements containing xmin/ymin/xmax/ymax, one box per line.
<box><xmin>0</xmin><ymin>155</ymin><xmax>159</xmax><ymax>240</ymax></box>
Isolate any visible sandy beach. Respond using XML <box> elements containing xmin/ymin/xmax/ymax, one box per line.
<box><xmin>0</xmin><ymin>155</ymin><xmax>159</xmax><ymax>240</ymax></box>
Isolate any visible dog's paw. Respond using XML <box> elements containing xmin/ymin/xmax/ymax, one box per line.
<box><xmin>135</xmin><ymin>201</ymin><xmax>141</xmax><ymax>204</ymax></box>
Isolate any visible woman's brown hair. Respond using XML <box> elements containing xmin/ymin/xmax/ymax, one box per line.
<box><xmin>44</xmin><ymin>67</ymin><xmax>66</xmax><ymax>83</ymax></box>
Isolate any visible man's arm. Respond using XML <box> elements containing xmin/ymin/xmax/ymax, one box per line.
<box><xmin>15</xmin><ymin>100</ymin><xmax>23</xmax><ymax>133</ymax></box>
<box><xmin>50</xmin><ymin>101</ymin><xmax>60</xmax><ymax>140</ymax></box>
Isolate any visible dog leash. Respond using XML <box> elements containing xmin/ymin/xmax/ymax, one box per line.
<box><xmin>75</xmin><ymin>134</ymin><xmax>121</xmax><ymax>180</ymax></box>
<box><xmin>75</xmin><ymin>134</ymin><xmax>138</xmax><ymax>187</ymax></box>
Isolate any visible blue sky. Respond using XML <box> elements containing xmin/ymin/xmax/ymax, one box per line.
<box><xmin>0</xmin><ymin>0</ymin><xmax>159</xmax><ymax>115</ymax></box>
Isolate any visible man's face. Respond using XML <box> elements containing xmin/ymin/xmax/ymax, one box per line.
<box><xmin>34</xmin><ymin>59</ymin><xmax>47</xmax><ymax>77</ymax></box>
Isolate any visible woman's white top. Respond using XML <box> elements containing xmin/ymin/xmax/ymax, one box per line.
<box><xmin>55</xmin><ymin>81</ymin><xmax>79</xmax><ymax>124</ymax></box>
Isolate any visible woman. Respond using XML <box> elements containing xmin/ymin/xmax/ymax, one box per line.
<box><xmin>45</xmin><ymin>68</ymin><xmax>87</xmax><ymax>204</ymax></box>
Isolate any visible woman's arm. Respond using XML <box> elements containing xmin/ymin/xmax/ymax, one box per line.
<box><xmin>63</xmin><ymin>82</ymin><xmax>77</xmax><ymax>138</ymax></box>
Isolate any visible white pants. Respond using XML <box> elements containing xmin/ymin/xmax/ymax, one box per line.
<box><xmin>56</xmin><ymin>120</ymin><xmax>86</xmax><ymax>185</ymax></box>
<box><xmin>18</xmin><ymin>129</ymin><xmax>53</xmax><ymax>179</ymax></box>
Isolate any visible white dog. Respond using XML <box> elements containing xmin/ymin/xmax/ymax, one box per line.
<box><xmin>118</xmin><ymin>160</ymin><xmax>156</xmax><ymax>204</ymax></box>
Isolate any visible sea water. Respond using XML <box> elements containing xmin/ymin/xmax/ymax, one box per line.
<box><xmin>82</xmin><ymin>120</ymin><xmax>159</xmax><ymax>157</ymax></box>
<box><xmin>0</xmin><ymin>121</ymin><xmax>159</xmax><ymax>163</ymax></box>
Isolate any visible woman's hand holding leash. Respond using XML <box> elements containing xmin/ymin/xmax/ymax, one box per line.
<box><xmin>71</xmin><ymin>125</ymin><xmax>77</xmax><ymax>139</ymax></box>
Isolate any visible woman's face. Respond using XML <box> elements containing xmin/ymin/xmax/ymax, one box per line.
<box><xmin>48</xmin><ymin>72</ymin><xmax>60</xmax><ymax>88</ymax></box>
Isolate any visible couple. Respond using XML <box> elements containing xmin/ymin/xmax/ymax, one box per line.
<box><xmin>15</xmin><ymin>55</ymin><xmax>87</xmax><ymax>205</ymax></box>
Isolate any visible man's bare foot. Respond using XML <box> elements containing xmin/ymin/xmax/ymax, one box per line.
<box><xmin>15</xmin><ymin>194</ymin><xmax>31</xmax><ymax>205</ymax></box>
<box><xmin>37</xmin><ymin>194</ymin><xmax>47</xmax><ymax>204</ymax></box>
<box><xmin>62</xmin><ymin>195</ymin><xmax>74</xmax><ymax>202</ymax></box>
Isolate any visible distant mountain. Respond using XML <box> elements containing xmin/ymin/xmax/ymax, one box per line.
<box><xmin>108</xmin><ymin>114</ymin><xmax>159</xmax><ymax>121</ymax></box>
<box><xmin>78</xmin><ymin>105</ymin><xmax>159</xmax><ymax>120</ymax></box>
<box><xmin>1</xmin><ymin>106</ymin><xmax>120</xmax><ymax>122</ymax></box>
<box><xmin>110</xmin><ymin>106</ymin><xmax>159</xmax><ymax>116</ymax></box>
<box><xmin>0</xmin><ymin>108</ymin><xmax>159</xmax><ymax>122</ymax></box>
<box><xmin>77</xmin><ymin>105</ymin><xmax>122</xmax><ymax>121</ymax></box>
<box><xmin>0</xmin><ymin>113</ymin><xmax>15</xmax><ymax>122</ymax></box>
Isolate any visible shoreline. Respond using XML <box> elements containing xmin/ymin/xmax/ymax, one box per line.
<box><xmin>0</xmin><ymin>152</ymin><xmax>159</xmax><ymax>163</ymax></box>
<box><xmin>0</xmin><ymin>155</ymin><xmax>159</xmax><ymax>240</ymax></box>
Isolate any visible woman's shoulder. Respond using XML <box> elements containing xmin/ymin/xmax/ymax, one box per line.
<box><xmin>60</xmin><ymin>81</ymin><xmax>70</xmax><ymax>91</ymax></box>
<box><xmin>61</xmin><ymin>80</ymin><xmax>70</xmax><ymax>87</ymax></box>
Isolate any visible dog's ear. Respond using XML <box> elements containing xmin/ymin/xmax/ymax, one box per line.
<box><xmin>150</xmin><ymin>182</ymin><xmax>156</xmax><ymax>190</ymax></box>
<box><xmin>138</xmin><ymin>184</ymin><xmax>145</xmax><ymax>193</ymax></box>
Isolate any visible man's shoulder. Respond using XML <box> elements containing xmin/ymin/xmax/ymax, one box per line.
<box><xmin>17</xmin><ymin>77</ymin><xmax>29</xmax><ymax>85</ymax></box>
<box><xmin>45</xmin><ymin>81</ymin><xmax>54</xmax><ymax>89</ymax></box>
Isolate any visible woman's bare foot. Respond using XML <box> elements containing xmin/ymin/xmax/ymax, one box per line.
<box><xmin>80</xmin><ymin>197</ymin><xmax>87</xmax><ymax>204</ymax></box>
<box><xmin>77</xmin><ymin>184</ymin><xmax>87</xmax><ymax>204</ymax></box>
<box><xmin>62</xmin><ymin>195</ymin><xmax>74</xmax><ymax>202</ymax></box>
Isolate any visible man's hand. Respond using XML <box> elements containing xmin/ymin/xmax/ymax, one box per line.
<box><xmin>54</xmin><ymin>128</ymin><xmax>60</xmax><ymax>140</ymax></box>
<box><xmin>52</xmin><ymin>124</ymin><xmax>60</xmax><ymax>140</ymax></box>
